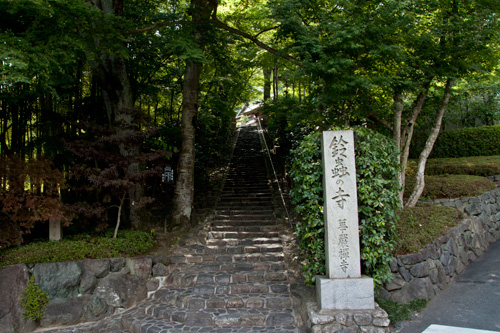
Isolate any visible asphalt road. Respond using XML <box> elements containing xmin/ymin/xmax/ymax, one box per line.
<box><xmin>397</xmin><ymin>239</ymin><xmax>500</xmax><ymax>333</ymax></box>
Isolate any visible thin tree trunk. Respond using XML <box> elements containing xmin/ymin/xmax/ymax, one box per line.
<box><xmin>397</xmin><ymin>79</ymin><xmax>432</xmax><ymax>204</ymax></box>
<box><xmin>393</xmin><ymin>90</ymin><xmax>403</xmax><ymax>153</ymax></box>
<box><xmin>273</xmin><ymin>63</ymin><xmax>278</xmax><ymax>100</ymax></box>
<box><xmin>263</xmin><ymin>67</ymin><xmax>271</xmax><ymax>101</ymax></box>
<box><xmin>113</xmin><ymin>192</ymin><xmax>127</xmax><ymax>238</ymax></box>
<box><xmin>406</xmin><ymin>78</ymin><xmax>454</xmax><ymax>207</ymax></box>
<box><xmin>393</xmin><ymin>89</ymin><xmax>404</xmax><ymax>204</ymax></box>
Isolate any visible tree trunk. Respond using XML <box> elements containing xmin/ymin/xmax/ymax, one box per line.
<box><xmin>88</xmin><ymin>0</ymin><xmax>143</xmax><ymax>228</ymax></box>
<box><xmin>406</xmin><ymin>78</ymin><xmax>454</xmax><ymax>207</ymax></box>
<box><xmin>273</xmin><ymin>63</ymin><xmax>278</xmax><ymax>99</ymax></box>
<box><xmin>113</xmin><ymin>192</ymin><xmax>127</xmax><ymax>238</ymax></box>
<box><xmin>393</xmin><ymin>90</ymin><xmax>403</xmax><ymax>154</ymax></box>
<box><xmin>396</xmin><ymin>79</ymin><xmax>432</xmax><ymax>204</ymax></box>
<box><xmin>172</xmin><ymin>61</ymin><xmax>202</xmax><ymax>225</ymax></box>
<box><xmin>263</xmin><ymin>67</ymin><xmax>271</xmax><ymax>101</ymax></box>
<box><xmin>171</xmin><ymin>0</ymin><xmax>217</xmax><ymax>226</ymax></box>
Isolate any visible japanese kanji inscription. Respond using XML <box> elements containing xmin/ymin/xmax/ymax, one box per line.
<box><xmin>322</xmin><ymin>130</ymin><xmax>361</xmax><ymax>279</ymax></box>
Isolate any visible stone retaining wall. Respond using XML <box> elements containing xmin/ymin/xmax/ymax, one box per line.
<box><xmin>0</xmin><ymin>256</ymin><xmax>170</xmax><ymax>332</ymax></box>
<box><xmin>379</xmin><ymin>177</ymin><xmax>500</xmax><ymax>304</ymax></box>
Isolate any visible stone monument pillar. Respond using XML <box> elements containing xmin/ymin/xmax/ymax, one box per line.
<box><xmin>316</xmin><ymin>130</ymin><xmax>374</xmax><ymax>310</ymax></box>
<box><xmin>49</xmin><ymin>216</ymin><xmax>62</xmax><ymax>241</ymax></box>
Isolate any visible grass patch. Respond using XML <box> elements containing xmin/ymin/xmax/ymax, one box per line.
<box><xmin>404</xmin><ymin>174</ymin><xmax>496</xmax><ymax>200</ymax></box>
<box><xmin>0</xmin><ymin>230</ymin><xmax>156</xmax><ymax>267</ymax></box>
<box><xmin>376</xmin><ymin>297</ymin><xmax>428</xmax><ymax>323</ymax></box>
<box><xmin>395</xmin><ymin>205</ymin><xmax>463</xmax><ymax>255</ymax></box>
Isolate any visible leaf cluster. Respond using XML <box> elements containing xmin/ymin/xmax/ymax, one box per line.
<box><xmin>66</xmin><ymin>111</ymin><xmax>169</xmax><ymax>229</ymax></box>
<box><xmin>0</xmin><ymin>156</ymin><xmax>70</xmax><ymax>233</ymax></box>
<box><xmin>20</xmin><ymin>276</ymin><xmax>49</xmax><ymax>322</ymax></box>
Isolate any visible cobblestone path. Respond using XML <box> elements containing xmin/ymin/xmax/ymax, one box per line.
<box><xmin>43</xmin><ymin>127</ymin><xmax>305</xmax><ymax>332</ymax></box>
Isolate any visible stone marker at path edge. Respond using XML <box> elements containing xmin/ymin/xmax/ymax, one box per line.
<box><xmin>316</xmin><ymin>130</ymin><xmax>374</xmax><ymax>310</ymax></box>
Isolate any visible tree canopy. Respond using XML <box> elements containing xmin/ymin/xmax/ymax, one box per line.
<box><xmin>1</xmin><ymin>0</ymin><xmax>499</xmax><ymax>241</ymax></box>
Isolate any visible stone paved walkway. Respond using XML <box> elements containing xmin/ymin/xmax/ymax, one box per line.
<box><xmin>40</xmin><ymin>127</ymin><xmax>306</xmax><ymax>333</ymax></box>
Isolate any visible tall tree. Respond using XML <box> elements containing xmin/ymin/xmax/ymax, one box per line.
<box><xmin>172</xmin><ymin>0</ymin><xmax>218</xmax><ymax>225</ymax></box>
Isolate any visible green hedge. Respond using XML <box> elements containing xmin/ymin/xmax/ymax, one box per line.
<box><xmin>289</xmin><ymin>128</ymin><xmax>401</xmax><ymax>286</ymax></box>
<box><xmin>431</xmin><ymin>125</ymin><xmax>500</xmax><ymax>158</ymax></box>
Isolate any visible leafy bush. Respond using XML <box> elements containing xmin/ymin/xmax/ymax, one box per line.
<box><xmin>355</xmin><ymin>128</ymin><xmax>401</xmax><ymax>286</ymax></box>
<box><xmin>289</xmin><ymin>128</ymin><xmax>401</xmax><ymax>286</ymax></box>
<box><xmin>289</xmin><ymin>132</ymin><xmax>325</xmax><ymax>284</ymax></box>
<box><xmin>0</xmin><ymin>230</ymin><xmax>156</xmax><ymax>267</ymax></box>
<box><xmin>21</xmin><ymin>277</ymin><xmax>49</xmax><ymax>321</ymax></box>
<box><xmin>431</xmin><ymin>125</ymin><xmax>500</xmax><ymax>158</ymax></box>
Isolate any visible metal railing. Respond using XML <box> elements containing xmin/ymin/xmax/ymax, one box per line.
<box><xmin>256</xmin><ymin>117</ymin><xmax>292</xmax><ymax>229</ymax></box>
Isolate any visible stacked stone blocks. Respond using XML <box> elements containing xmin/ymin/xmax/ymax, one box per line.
<box><xmin>380</xmin><ymin>178</ymin><xmax>500</xmax><ymax>304</ymax></box>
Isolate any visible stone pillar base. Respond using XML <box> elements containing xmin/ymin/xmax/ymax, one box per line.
<box><xmin>316</xmin><ymin>275</ymin><xmax>374</xmax><ymax>310</ymax></box>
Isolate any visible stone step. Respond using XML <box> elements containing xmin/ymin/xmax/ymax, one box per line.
<box><xmin>165</xmin><ymin>261</ymin><xmax>286</xmax><ymax>274</ymax></box>
<box><xmin>222</xmin><ymin>183</ymin><xmax>269</xmax><ymax>188</ymax></box>
<box><xmin>165</xmin><ymin>252</ymin><xmax>285</xmax><ymax>265</ymax></box>
<box><xmin>220</xmin><ymin>193</ymin><xmax>272</xmax><ymax>198</ymax></box>
<box><xmin>208</xmin><ymin>230</ymin><xmax>281</xmax><ymax>239</ymax></box>
<box><xmin>217</xmin><ymin>197</ymin><xmax>273</xmax><ymax>204</ymax></box>
<box><xmin>211</xmin><ymin>219</ymin><xmax>277</xmax><ymax>226</ymax></box>
<box><xmin>163</xmin><ymin>270</ymin><xmax>289</xmax><ymax>288</ymax></box>
<box><xmin>215</xmin><ymin>209</ymin><xmax>274</xmax><ymax>216</ymax></box>
<box><xmin>210</xmin><ymin>225</ymin><xmax>280</xmax><ymax>233</ymax></box>
<box><xmin>206</xmin><ymin>237</ymin><xmax>282</xmax><ymax>246</ymax></box>
<box><xmin>129</xmin><ymin>309</ymin><xmax>297</xmax><ymax>331</ymax></box>
<box><xmin>213</xmin><ymin>215</ymin><xmax>275</xmax><ymax>222</ymax></box>
<box><xmin>179</xmin><ymin>241</ymin><xmax>283</xmax><ymax>254</ymax></box>
<box><xmin>222</xmin><ymin>184</ymin><xmax>269</xmax><ymax>189</ymax></box>
<box><xmin>152</xmin><ymin>290</ymin><xmax>293</xmax><ymax>310</ymax></box>
<box><xmin>215</xmin><ymin>204</ymin><xmax>274</xmax><ymax>210</ymax></box>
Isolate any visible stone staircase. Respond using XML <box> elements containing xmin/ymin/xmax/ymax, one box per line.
<box><xmin>44</xmin><ymin>126</ymin><xmax>305</xmax><ymax>332</ymax></box>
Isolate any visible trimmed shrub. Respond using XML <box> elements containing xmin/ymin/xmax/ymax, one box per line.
<box><xmin>424</xmin><ymin>156</ymin><xmax>500</xmax><ymax>176</ymax></box>
<box><xmin>431</xmin><ymin>125</ymin><xmax>500</xmax><ymax>158</ymax></box>
<box><xmin>0</xmin><ymin>230</ymin><xmax>156</xmax><ymax>267</ymax></box>
<box><xmin>289</xmin><ymin>128</ymin><xmax>401</xmax><ymax>286</ymax></box>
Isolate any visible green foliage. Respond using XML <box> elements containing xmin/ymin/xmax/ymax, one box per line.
<box><xmin>395</xmin><ymin>205</ymin><xmax>463</xmax><ymax>255</ymax></box>
<box><xmin>0</xmin><ymin>230</ymin><xmax>156</xmax><ymax>267</ymax></box>
<box><xmin>376</xmin><ymin>297</ymin><xmax>428</xmax><ymax>323</ymax></box>
<box><xmin>289</xmin><ymin>128</ymin><xmax>401</xmax><ymax>286</ymax></box>
<box><xmin>354</xmin><ymin>128</ymin><xmax>401</xmax><ymax>286</ymax></box>
<box><xmin>264</xmin><ymin>98</ymin><xmax>318</xmax><ymax>154</ymax></box>
<box><xmin>21</xmin><ymin>277</ymin><xmax>49</xmax><ymax>322</ymax></box>
<box><xmin>431</xmin><ymin>125</ymin><xmax>500</xmax><ymax>158</ymax></box>
<box><xmin>288</xmin><ymin>131</ymin><xmax>324</xmax><ymax>284</ymax></box>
